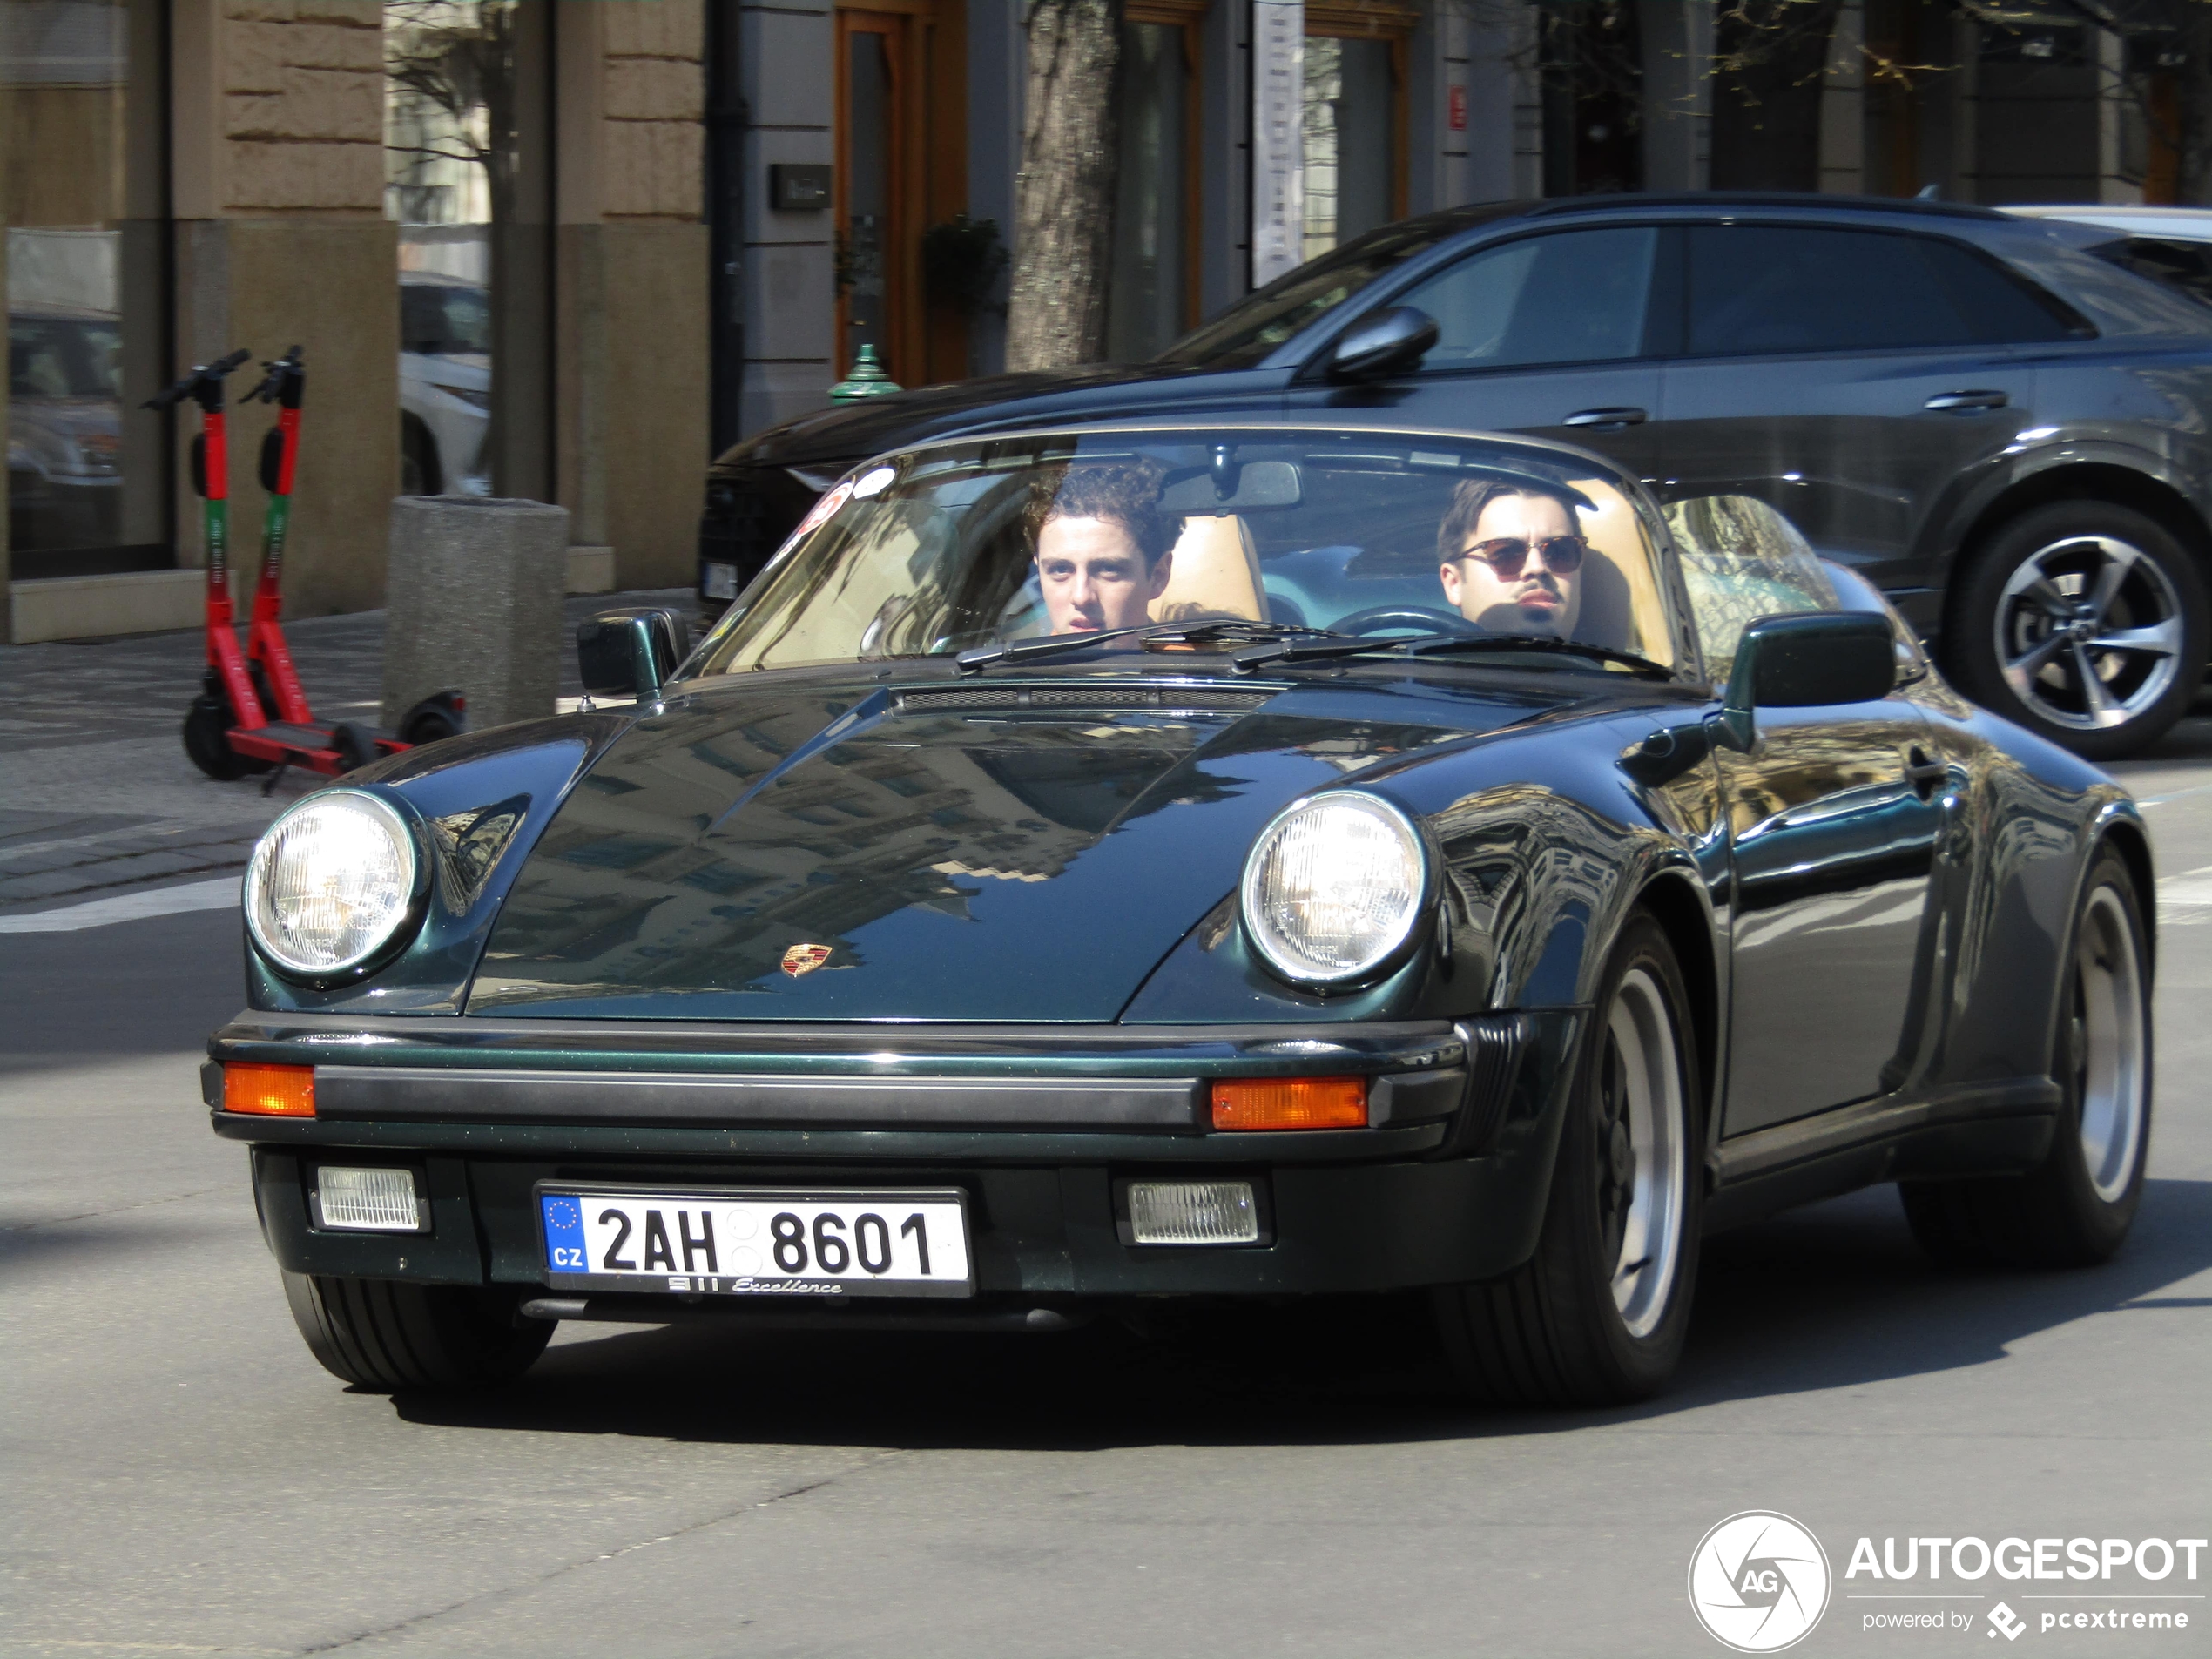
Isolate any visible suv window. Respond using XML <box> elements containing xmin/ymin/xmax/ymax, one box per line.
<box><xmin>1686</xmin><ymin>226</ymin><xmax>2077</xmax><ymax>355</ymax></box>
<box><xmin>1397</xmin><ymin>227</ymin><xmax>1660</xmax><ymax>371</ymax></box>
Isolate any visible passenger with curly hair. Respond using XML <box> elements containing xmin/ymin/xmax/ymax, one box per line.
<box><xmin>1027</xmin><ymin>461</ymin><xmax>1177</xmax><ymax>635</ymax></box>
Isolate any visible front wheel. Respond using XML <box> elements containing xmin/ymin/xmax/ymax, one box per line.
<box><xmin>1433</xmin><ymin>912</ymin><xmax>1703</xmax><ymax>1406</ymax></box>
<box><xmin>1900</xmin><ymin>847</ymin><xmax>2151</xmax><ymax>1268</ymax></box>
<box><xmin>280</xmin><ymin>1271</ymin><xmax>551</xmax><ymax>1390</ymax></box>
<box><xmin>1947</xmin><ymin>501</ymin><xmax>2206</xmax><ymax>760</ymax></box>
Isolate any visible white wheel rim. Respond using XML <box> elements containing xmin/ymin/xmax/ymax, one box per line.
<box><xmin>1597</xmin><ymin>967</ymin><xmax>1688</xmax><ymax>1339</ymax></box>
<box><xmin>1993</xmin><ymin>535</ymin><xmax>2183</xmax><ymax>732</ymax></box>
<box><xmin>2074</xmin><ymin>886</ymin><xmax>2147</xmax><ymax>1204</ymax></box>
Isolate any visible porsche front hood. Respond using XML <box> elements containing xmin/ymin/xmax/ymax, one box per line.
<box><xmin>466</xmin><ymin>672</ymin><xmax>1560</xmax><ymax>1021</ymax></box>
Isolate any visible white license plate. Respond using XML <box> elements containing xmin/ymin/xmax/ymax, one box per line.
<box><xmin>701</xmin><ymin>561</ymin><xmax>738</xmax><ymax>600</ymax></box>
<box><xmin>539</xmin><ymin>1187</ymin><xmax>974</xmax><ymax>1298</ymax></box>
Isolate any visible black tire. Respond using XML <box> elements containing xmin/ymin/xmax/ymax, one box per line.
<box><xmin>1433</xmin><ymin>912</ymin><xmax>1704</xmax><ymax>1406</ymax></box>
<box><xmin>400</xmin><ymin>705</ymin><xmax>460</xmax><ymax>746</ymax></box>
<box><xmin>183</xmin><ymin>695</ymin><xmax>249</xmax><ymax>780</ymax></box>
<box><xmin>330</xmin><ymin>721</ymin><xmax>377</xmax><ymax>777</ymax></box>
<box><xmin>280</xmin><ymin>1271</ymin><xmax>551</xmax><ymax>1390</ymax></box>
<box><xmin>400</xmin><ymin>416</ymin><xmax>442</xmax><ymax>497</ymax></box>
<box><xmin>1947</xmin><ymin>501</ymin><xmax>2208</xmax><ymax>761</ymax></box>
<box><xmin>1901</xmin><ymin>847</ymin><xmax>2152</xmax><ymax>1269</ymax></box>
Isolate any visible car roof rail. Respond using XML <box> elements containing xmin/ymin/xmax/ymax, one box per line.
<box><xmin>1521</xmin><ymin>192</ymin><xmax>2006</xmax><ymax>222</ymax></box>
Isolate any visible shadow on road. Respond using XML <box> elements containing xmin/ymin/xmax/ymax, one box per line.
<box><xmin>392</xmin><ymin>1175</ymin><xmax>2210</xmax><ymax>1449</ymax></box>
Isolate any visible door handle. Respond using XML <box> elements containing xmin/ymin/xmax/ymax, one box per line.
<box><xmin>1561</xmin><ymin>407</ymin><xmax>1648</xmax><ymax>428</ymax></box>
<box><xmin>1922</xmin><ymin>389</ymin><xmax>2009</xmax><ymax>413</ymax></box>
<box><xmin>1905</xmin><ymin>746</ymin><xmax>1947</xmax><ymax>796</ymax></box>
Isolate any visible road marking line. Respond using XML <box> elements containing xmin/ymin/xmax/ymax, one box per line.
<box><xmin>0</xmin><ymin>876</ymin><xmax>239</xmax><ymax>934</ymax></box>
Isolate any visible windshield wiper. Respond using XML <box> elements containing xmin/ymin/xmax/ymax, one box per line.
<box><xmin>954</xmin><ymin>619</ymin><xmax>1348</xmax><ymax>675</ymax></box>
<box><xmin>1231</xmin><ymin>630</ymin><xmax>1676</xmax><ymax>679</ymax></box>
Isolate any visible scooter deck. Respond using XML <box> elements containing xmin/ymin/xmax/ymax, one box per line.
<box><xmin>227</xmin><ymin>721</ymin><xmax>402</xmax><ymax>775</ymax></box>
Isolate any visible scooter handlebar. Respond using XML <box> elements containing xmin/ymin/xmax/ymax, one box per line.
<box><xmin>244</xmin><ymin>346</ymin><xmax>306</xmax><ymax>410</ymax></box>
<box><xmin>142</xmin><ymin>347</ymin><xmax>253</xmax><ymax>412</ymax></box>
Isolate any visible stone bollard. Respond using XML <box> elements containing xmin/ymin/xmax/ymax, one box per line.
<box><xmin>381</xmin><ymin>496</ymin><xmax>570</xmax><ymax>732</ymax></box>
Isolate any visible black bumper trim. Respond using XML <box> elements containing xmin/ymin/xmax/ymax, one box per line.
<box><xmin>215</xmin><ymin>1113</ymin><xmax>1454</xmax><ymax>1163</ymax></box>
<box><xmin>315</xmin><ymin>1066</ymin><xmax>1209</xmax><ymax>1130</ymax></box>
<box><xmin>208</xmin><ymin>1012</ymin><xmax>1470</xmax><ymax>1076</ymax></box>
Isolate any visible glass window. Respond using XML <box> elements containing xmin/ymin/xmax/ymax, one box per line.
<box><xmin>386</xmin><ymin>1</ymin><xmax>550</xmax><ymax>500</ymax></box>
<box><xmin>1396</xmin><ymin>227</ymin><xmax>1659</xmax><ymax>370</ymax></box>
<box><xmin>688</xmin><ymin>429</ymin><xmax>1681</xmax><ymax>677</ymax></box>
<box><xmin>5</xmin><ymin>0</ymin><xmax>169</xmax><ymax>578</ymax></box>
<box><xmin>1665</xmin><ymin>496</ymin><xmax>1841</xmax><ymax>682</ymax></box>
<box><xmin>1686</xmin><ymin>226</ymin><xmax>2075</xmax><ymax>357</ymax></box>
<box><xmin>1106</xmin><ymin>22</ymin><xmax>1191</xmax><ymax>363</ymax></box>
<box><xmin>1301</xmin><ymin>37</ymin><xmax>1395</xmax><ymax>262</ymax></box>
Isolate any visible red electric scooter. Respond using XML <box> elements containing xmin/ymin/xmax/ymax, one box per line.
<box><xmin>152</xmin><ymin>348</ymin><xmax>464</xmax><ymax>783</ymax></box>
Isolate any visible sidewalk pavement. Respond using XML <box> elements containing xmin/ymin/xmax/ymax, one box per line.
<box><xmin>0</xmin><ymin>590</ymin><xmax>694</xmax><ymax>911</ymax></box>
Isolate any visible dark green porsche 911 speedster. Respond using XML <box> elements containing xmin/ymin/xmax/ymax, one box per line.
<box><xmin>205</xmin><ymin>421</ymin><xmax>2155</xmax><ymax>1407</ymax></box>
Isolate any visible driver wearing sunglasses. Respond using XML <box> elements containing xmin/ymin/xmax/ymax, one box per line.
<box><xmin>1437</xmin><ymin>478</ymin><xmax>1588</xmax><ymax>639</ymax></box>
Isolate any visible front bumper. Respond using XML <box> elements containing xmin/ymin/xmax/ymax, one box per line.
<box><xmin>208</xmin><ymin>1011</ymin><xmax>1581</xmax><ymax>1302</ymax></box>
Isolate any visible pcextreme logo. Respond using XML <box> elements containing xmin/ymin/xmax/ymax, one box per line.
<box><xmin>1689</xmin><ymin>1511</ymin><xmax>1834</xmax><ymax>1652</ymax></box>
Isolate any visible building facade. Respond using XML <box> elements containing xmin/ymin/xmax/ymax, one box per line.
<box><xmin>3</xmin><ymin>0</ymin><xmax>2182</xmax><ymax>641</ymax></box>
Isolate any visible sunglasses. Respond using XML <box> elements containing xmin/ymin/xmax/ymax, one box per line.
<box><xmin>1458</xmin><ymin>536</ymin><xmax>1588</xmax><ymax>577</ymax></box>
<box><xmin>1460</xmin><ymin>542</ymin><xmax>1583</xmax><ymax>579</ymax></box>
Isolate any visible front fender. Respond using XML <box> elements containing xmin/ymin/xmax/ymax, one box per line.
<box><xmin>1119</xmin><ymin>707</ymin><xmax>1721</xmax><ymax>1023</ymax></box>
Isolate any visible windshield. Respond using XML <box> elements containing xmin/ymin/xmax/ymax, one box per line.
<box><xmin>1151</xmin><ymin>217</ymin><xmax>1469</xmax><ymax>369</ymax></box>
<box><xmin>686</xmin><ymin>429</ymin><xmax>1682</xmax><ymax>678</ymax></box>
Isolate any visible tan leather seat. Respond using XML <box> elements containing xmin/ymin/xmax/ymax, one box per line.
<box><xmin>1149</xmin><ymin>514</ymin><xmax>1266</xmax><ymax>624</ymax></box>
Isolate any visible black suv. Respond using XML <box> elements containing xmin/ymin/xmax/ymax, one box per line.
<box><xmin>699</xmin><ymin>193</ymin><xmax>2212</xmax><ymax>758</ymax></box>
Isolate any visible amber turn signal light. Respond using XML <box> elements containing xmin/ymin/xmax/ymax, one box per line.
<box><xmin>225</xmin><ymin>1062</ymin><xmax>315</xmax><ymax>1116</ymax></box>
<box><xmin>1211</xmin><ymin>1076</ymin><xmax>1367</xmax><ymax>1131</ymax></box>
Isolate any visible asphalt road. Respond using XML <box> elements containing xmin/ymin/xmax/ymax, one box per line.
<box><xmin>3</xmin><ymin>731</ymin><xmax>2209</xmax><ymax>1658</ymax></box>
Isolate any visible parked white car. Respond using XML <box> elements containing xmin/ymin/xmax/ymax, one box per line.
<box><xmin>399</xmin><ymin>272</ymin><xmax>491</xmax><ymax>496</ymax></box>
<box><xmin>2004</xmin><ymin>205</ymin><xmax>2212</xmax><ymax>308</ymax></box>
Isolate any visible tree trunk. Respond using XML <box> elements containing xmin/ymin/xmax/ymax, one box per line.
<box><xmin>1708</xmin><ymin>0</ymin><xmax>1847</xmax><ymax>190</ymax></box>
<box><xmin>1006</xmin><ymin>0</ymin><xmax>1122</xmax><ymax>371</ymax></box>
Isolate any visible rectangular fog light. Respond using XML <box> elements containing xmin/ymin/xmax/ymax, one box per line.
<box><xmin>1125</xmin><ymin>1180</ymin><xmax>1260</xmax><ymax>1246</ymax></box>
<box><xmin>314</xmin><ymin>1166</ymin><xmax>427</xmax><ymax>1233</ymax></box>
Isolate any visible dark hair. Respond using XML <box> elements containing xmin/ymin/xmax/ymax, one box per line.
<box><xmin>1028</xmin><ymin>460</ymin><xmax>1177</xmax><ymax>567</ymax></box>
<box><xmin>1436</xmin><ymin>478</ymin><xmax>1583</xmax><ymax>564</ymax></box>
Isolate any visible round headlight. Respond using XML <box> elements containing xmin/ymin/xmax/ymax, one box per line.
<box><xmin>1240</xmin><ymin>791</ymin><xmax>1429</xmax><ymax>985</ymax></box>
<box><xmin>245</xmin><ymin>790</ymin><xmax>421</xmax><ymax>976</ymax></box>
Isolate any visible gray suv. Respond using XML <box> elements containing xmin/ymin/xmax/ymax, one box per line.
<box><xmin>700</xmin><ymin>195</ymin><xmax>2212</xmax><ymax>757</ymax></box>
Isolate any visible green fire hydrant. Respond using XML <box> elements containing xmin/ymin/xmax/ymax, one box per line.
<box><xmin>829</xmin><ymin>344</ymin><xmax>902</xmax><ymax>403</ymax></box>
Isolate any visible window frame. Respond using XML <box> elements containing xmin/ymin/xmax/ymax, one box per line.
<box><xmin>1122</xmin><ymin>0</ymin><xmax>1206</xmax><ymax>340</ymax></box>
<box><xmin>1301</xmin><ymin>0</ymin><xmax>1415</xmax><ymax>245</ymax></box>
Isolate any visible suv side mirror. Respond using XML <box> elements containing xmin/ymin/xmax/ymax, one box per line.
<box><xmin>1325</xmin><ymin>307</ymin><xmax>1440</xmax><ymax>382</ymax></box>
<box><xmin>577</xmin><ymin>606</ymin><xmax>691</xmax><ymax>702</ymax></box>
<box><xmin>1717</xmin><ymin>611</ymin><xmax>1896</xmax><ymax>749</ymax></box>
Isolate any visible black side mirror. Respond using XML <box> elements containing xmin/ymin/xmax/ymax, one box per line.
<box><xmin>1325</xmin><ymin>307</ymin><xmax>1440</xmax><ymax>382</ymax></box>
<box><xmin>1717</xmin><ymin>611</ymin><xmax>1896</xmax><ymax>749</ymax></box>
<box><xmin>577</xmin><ymin>606</ymin><xmax>691</xmax><ymax>702</ymax></box>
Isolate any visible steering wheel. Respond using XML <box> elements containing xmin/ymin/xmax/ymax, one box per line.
<box><xmin>1332</xmin><ymin>605</ymin><xmax>1480</xmax><ymax>638</ymax></box>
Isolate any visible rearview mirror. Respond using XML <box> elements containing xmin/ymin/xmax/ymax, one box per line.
<box><xmin>577</xmin><ymin>606</ymin><xmax>691</xmax><ymax>702</ymax></box>
<box><xmin>1717</xmin><ymin>611</ymin><xmax>1896</xmax><ymax>748</ymax></box>
<box><xmin>1325</xmin><ymin>307</ymin><xmax>1440</xmax><ymax>382</ymax></box>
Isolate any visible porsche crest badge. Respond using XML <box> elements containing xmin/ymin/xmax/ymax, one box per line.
<box><xmin>780</xmin><ymin>942</ymin><xmax>833</xmax><ymax>977</ymax></box>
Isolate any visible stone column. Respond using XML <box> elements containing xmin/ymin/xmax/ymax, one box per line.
<box><xmin>1642</xmin><ymin>0</ymin><xmax>1714</xmax><ymax>192</ymax></box>
<box><xmin>1817</xmin><ymin>0</ymin><xmax>1867</xmax><ymax>194</ymax></box>
<box><xmin>1461</xmin><ymin>0</ymin><xmax>1542</xmax><ymax>203</ymax></box>
<box><xmin>168</xmin><ymin>0</ymin><xmax>399</xmax><ymax>619</ymax></box>
<box><xmin>555</xmin><ymin>2</ymin><xmax>711</xmax><ymax>592</ymax></box>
